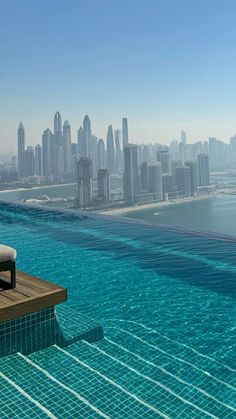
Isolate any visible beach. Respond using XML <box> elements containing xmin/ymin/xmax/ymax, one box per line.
<box><xmin>101</xmin><ymin>194</ymin><xmax>214</xmax><ymax>216</ymax></box>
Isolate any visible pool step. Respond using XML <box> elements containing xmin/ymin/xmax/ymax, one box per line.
<box><xmin>0</xmin><ymin>331</ymin><xmax>235</xmax><ymax>419</ymax></box>
<box><xmin>0</xmin><ymin>374</ymin><xmax>50</xmax><ymax>419</ymax></box>
<box><xmin>103</xmin><ymin>323</ymin><xmax>236</xmax><ymax>412</ymax></box>
<box><xmin>65</xmin><ymin>340</ymin><xmax>236</xmax><ymax>419</ymax></box>
<box><xmin>0</xmin><ymin>352</ymin><xmax>105</xmax><ymax>418</ymax></box>
<box><xmin>106</xmin><ymin>320</ymin><xmax>236</xmax><ymax>386</ymax></box>
<box><xmin>26</xmin><ymin>338</ymin><xmax>236</xmax><ymax>418</ymax></box>
<box><xmin>28</xmin><ymin>345</ymin><xmax>160</xmax><ymax>418</ymax></box>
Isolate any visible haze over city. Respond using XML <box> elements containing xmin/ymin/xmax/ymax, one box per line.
<box><xmin>1</xmin><ymin>0</ymin><xmax>236</xmax><ymax>151</ymax></box>
<box><xmin>0</xmin><ymin>3</ymin><xmax>235</xmax><ymax>417</ymax></box>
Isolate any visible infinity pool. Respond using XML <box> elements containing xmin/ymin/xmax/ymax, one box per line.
<box><xmin>0</xmin><ymin>202</ymin><xmax>235</xmax><ymax>418</ymax></box>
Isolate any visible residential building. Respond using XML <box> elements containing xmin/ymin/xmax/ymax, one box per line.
<box><xmin>197</xmin><ymin>153</ymin><xmax>210</xmax><ymax>186</ymax></box>
<box><xmin>77</xmin><ymin>157</ymin><xmax>93</xmax><ymax>207</ymax></box>
<box><xmin>97</xmin><ymin>169</ymin><xmax>110</xmax><ymax>204</ymax></box>
<box><xmin>17</xmin><ymin>121</ymin><xmax>25</xmax><ymax>177</ymax></box>
<box><xmin>123</xmin><ymin>144</ymin><xmax>140</xmax><ymax>204</ymax></box>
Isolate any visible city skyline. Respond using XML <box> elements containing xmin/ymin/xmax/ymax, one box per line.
<box><xmin>2</xmin><ymin>0</ymin><xmax>236</xmax><ymax>150</ymax></box>
<box><xmin>2</xmin><ymin>113</ymin><xmax>236</xmax><ymax>156</ymax></box>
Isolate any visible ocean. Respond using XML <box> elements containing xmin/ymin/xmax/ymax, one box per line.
<box><xmin>122</xmin><ymin>194</ymin><xmax>236</xmax><ymax>237</ymax></box>
<box><xmin>0</xmin><ymin>185</ymin><xmax>236</xmax><ymax>237</ymax></box>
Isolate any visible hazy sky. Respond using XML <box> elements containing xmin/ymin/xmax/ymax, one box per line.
<box><xmin>1</xmin><ymin>0</ymin><xmax>236</xmax><ymax>152</ymax></box>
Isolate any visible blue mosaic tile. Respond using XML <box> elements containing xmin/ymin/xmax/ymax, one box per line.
<box><xmin>0</xmin><ymin>304</ymin><xmax>104</xmax><ymax>357</ymax></box>
<box><xmin>56</xmin><ymin>303</ymin><xmax>104</xmax><ymax>346</ymax></box>
<box><xmin>0</xmin><ymin>307</ymin><xmax>57</xmax><ymax>357</ymax></box>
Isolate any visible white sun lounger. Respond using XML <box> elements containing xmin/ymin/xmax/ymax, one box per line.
<box><xmin>0</xmin><ymin>244</ymin><xmax>17</xmax><ymax>288</ymax></box>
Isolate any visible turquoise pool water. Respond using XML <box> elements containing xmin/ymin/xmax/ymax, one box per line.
<box><xmin>0</xmin><ymin>202</ymin><xmax>235</xmax><ymax>418</ymax></box>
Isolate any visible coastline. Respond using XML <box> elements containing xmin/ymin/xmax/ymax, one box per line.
<box><xmin>100</xmin><ymin>194</ymin><xmax>215</xmax><ymax>216</ymax></box>
<box><xmin>0</xmin><ymin>183</ymin><xmax>76</xmax><ymax>194</ymax></box>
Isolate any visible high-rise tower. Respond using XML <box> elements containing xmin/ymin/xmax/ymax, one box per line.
<box><xmin>147</xmin><ymin>162</ymin><xmax>163</xmax><ymax>201</ymax></box>
<box><xmin>77</xmin><ymin>157</ymin><xmax>93</xmax><ymax>208</ymax></box>
<box><xmin>91</xmin><ymin>135</ymin><xmax>98</xmax><ymax>175</ymax></box>
<box><xmin>83</xmin><ymin>115</ymin><xmax>92</xmax><ymax>158</ymax></box>
<box><xmin>97</xmin><ymin>169</ymin><xmax>110</xmax><ymax>204</ymax></box>
<box><xmin>42</xmin><ymin>128</ymin><xmax>53</xmax><ymax>178</ymax></box>
<box><xmin>157</xmin><ymin>149</ymin><xmax>171</xmax><ymax>174</ymax></box>
<box><xmin>106</xmin><ymin>125</ymin><xmax>115</xmax><ymax>173</ymax></box>
<box><xmin>35</xmin><ymin>145</ymin><xmax>42</xmax><ymax>176</ymax></box>
<box><xmin>140</xmin><ymin>161</ymin><xmax>148</xmax><ymax>191</ymax></box>
<box><xmin>54</xmin><ymin>112</ymin><xmax>62</xmax><ymax>145</ymax></box>
<box><xmin>98</xmin><ymin>139</ymin><xmax>106</xmax><ymax>169</ymax></box>
<box><xmin>17</xmin><ymin>122</ymin><xmax>25</xmax><ymax>177</ymax></box>
<box><xmin>123</xmin><ymin>144</ymin><xmax>140</xmax><ymax>204</ymax></box>
<box><xmin>77</xmin><ymin>126</ymin><xmax>84</xmax><ymax>156</ymax></box>
<box><xmin>179</xmin><ymin>131</ymin><xmax>188</xmax><ymax>162</ymax></box>
<box><xmin>180</xmin><ymin>130</ymin><xmax>187</xmax><ymax>145</ymax></box>
<box><xmin>114</xmin><ymin>129</ymin><xmax>122</xmax><ymax>172</ymax></box>
<box><xmin>53</xmin><ymin>112</ymin><xmax>63</xmax><ymax>177</ymax></box>
<box><xmin>63</xmin><ymin>120</ymin><xmax>72</xmax><ymax>175</ymax></box>
<box><xmin>197</xmin><ymin>154</ymin><xmax>210</xmax><ymax>186</ymax></box>
<box><xmin>122</xmin><ymin>118</ymin><xmax>129</xmax><ymax>148</ymax></box>
<box><xmin>24</xmin><ymin>146</ymin><xmax>35</xmax><ymax>177</ymax></box>
<box><xmin>176</xmin><ymin>166</ymin><xmax>191</xmax><ymax>196</ymax></box>
<box><xmin>185</xmin><ymin>161</ymin><xmax>197</xmax><ymax>195</ymax></box>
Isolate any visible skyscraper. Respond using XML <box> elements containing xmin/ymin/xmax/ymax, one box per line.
<box><xmin>185</xmin><ymin>160</ymin><xmax>197</xmax><ymax>195</ymax></box>
<box><xmin>35</xmin><ymin>145</ymin><xmax>42</xmax><ymax>176</ymax></box>
<box><xmin>114</xmin><ymin>129</ymin><xmax>122</xmax><ymax>172</ymax></box>
<box><xmin>162</xmin><ymin>174</ymin><xmax>174</xmax><ymax>195</ymax></box>
<box><xmin>83</xmin><ymin>115</ymin><xmax>92</xmax><ymax>158</ymax></box>
<box><xmin>24</xmin><ymin>146</ymin><xmax>35</xmax><ymax>177</ymax></box>
<box><xmin>180</xmin><ymin>130</ymin><xmax>187</xmax><ymax>145</ymax></box>
<box><xmin>140</xmin><ymin>161</ymin><xmax>148</xmax><ymax>191</ymax></box>
<box><xmin>123</xmin><ymin>144</ymin><xmax>140</xmax><ymax>204</ymax></box>
<box><xmin>17</xmin><ymin>121</ymin><xmax>25</xmax><ymax>177</ymax></box>
<box><xmin>97</xmin><ymin>169</ymin><xmax>110</xmax><ymax>204</ymax></box>
<box><xmin>171</xmin><ymin>159</ymin><xmax>183</xmax><ymax>179</ymax></box>
<box><xmin>91</xmin><ymin>135</ymin><xmax>98</xmax><ymax>175</ymax></box>
<box><xmin>53</xmin><ymin>111</ymin><xmax>63</xmax><ymax>177</ymax></box>
<box><xmin>122</xmin><ymin>118</ymin><xmax>129</xmax><ymax>148</ymax></box>
<box><xmin>98</xmin><ymin>138</ymin><xmax>106</xmax><ymax>169</ymax></box>
<box><xmin>157</xmin><ymin>149</ymin><xmax>171</xmax><ymax>174</ymax></box>
<box><xmin>77</xmin><ymin>126</ymin><xmax>84</xmax><ymax>156</ymax></box>
<box><xmin>197</xmin><ymin>153</ymin><xmax>210</xmax><ymax>186</ymax></box>
<box><xmin>106</xmin><ymin>125</ymin><xmax>115</xmax><ymax>173</ymax></box>
<box><xmin>147</xmin><ymin>162</ymin><xmax>163</xmax><ymax>201</ymax></box>
<box><xmin>71</xmin><ymin>143</ymin><xmax>79</xmax><ymax>180</ymax></box>
<box><xmin>176</xmin><ymin>166</ymin><xmax>191</xmax><ymax>196</ymax></box>
<box><xmin>63</xmin><ymin>120</ymin><xmax>72</xmax><ymax>175</ymax></box>
<box><xmin>77</xmin><ymin>157</ymin><xmax>93</xmax><ymax>207</ymax></box>
<box><xmin>42</xmin><ymin>128</ymin><xmax>53</xmax><ymax>177</ymax></box>
<box><xmin>142</xmin><ymin>145</ymin><xmax>150</xmax><ymax>162</ymax></box>
<box><xmin>208</xmin><ymin>137</ymin><xmax>227</xmax><ymax>169</ymax></box>
<box><xmin>54</xmin><ymin>111</ymin><xmax>62</xmax><ymax>138</ymax></box>
<box><xmin>169</xmin><ymin>140</ymin><xmax>180</xmax><ymax>161</ymax></box>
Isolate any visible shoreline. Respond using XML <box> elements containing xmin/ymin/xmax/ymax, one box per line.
<box><xmin>0</xmin><ymin>183</ymin><xmax>76</xmax><ymax>194</ymax></box>
<box><xmin>100</xmin><ymin>194</ymin><xmax>215</xmax><ymax>216</ymax></box>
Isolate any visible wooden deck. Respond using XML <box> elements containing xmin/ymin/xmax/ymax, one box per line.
<box><xmin>0</xmin><ymin>271</ymin><xmax>67</xmax><ymax>322</ymax></box>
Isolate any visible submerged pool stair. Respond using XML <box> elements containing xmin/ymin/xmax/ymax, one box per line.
<box><xmin>0</xmin><ymin>323</ymin><xmax>235</xmax><ymax>418</ymax></box>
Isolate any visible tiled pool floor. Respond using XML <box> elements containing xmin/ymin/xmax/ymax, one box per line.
<box><xmin>0</xmin><ymin>203</ymin><xmax>235</xmax><ymax>417</ymax></box>
<box><xmin>0</xmin><ymin>320</ymin><xmax>235</xmax><ymax>418</ymax></box>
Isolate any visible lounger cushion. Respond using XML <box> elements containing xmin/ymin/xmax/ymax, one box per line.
<box><xmin>0</xmin><ymin>245</ymin><xmax>17</xmax><ymax>263</ymax></box>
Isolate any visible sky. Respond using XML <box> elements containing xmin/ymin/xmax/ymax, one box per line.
<box><xmin>1</xmin><ymin>0</ymin><xmax>236</xmax><ymax>152</ymax></box>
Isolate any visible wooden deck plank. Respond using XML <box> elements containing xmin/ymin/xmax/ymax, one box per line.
<box><xmin>0</xmin><ymin>270</ymin><xmax>67</xmax><ymax>322</ymax></box>
<box><xmin>0</xmin><ymin>271</ymin><xmax>57</xmax><ymax>291</ymax></box>
<box><xmin>0</xmin><ymin>295</ymin><xmax>11</xmax><ymax>306</ymax></box>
